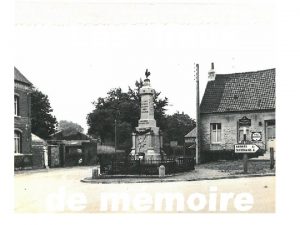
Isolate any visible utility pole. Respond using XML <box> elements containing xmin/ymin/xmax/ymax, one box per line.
<box><xmin>114</xmin><ymin>118</ymin><xmax>117</xmax><ymax>153</ymax></box>
<box><xmin>243</xmin><ymin>127</ymin><xmax>248</xmax><ymax>173</ymax></box>
<box><xmin>112</xmin><ymin>106</ymin><xmax>120</xmax><ymax>154</ymax></box>
<box><xmin>195</xmin><ymin>63</ymin><xmax>200</xmax><ymax>164</ymax></box>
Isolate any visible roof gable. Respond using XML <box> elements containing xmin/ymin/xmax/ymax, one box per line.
<box><xmin>185</xmin><ymin>127</ymin><xmax>196</xmax><ymax>138</ymax></box>
<box><xmin>32</xmin><ymin>133</ymin><xmax>47</xmax><ymax>145</ymax></box>
<box><xmin>200</xmin><ymin>68</ymin><xmax>275</xmax><ymax>113</ymax></box>
<box><xmin>14</xmin><ymin>67</ymin><xmax>32</xmax><ymax>85</ymax></box>
<box><xmin>50</xmin><ymin>130</ymin><xmax>90</xmax><ymax>141</ymax></box>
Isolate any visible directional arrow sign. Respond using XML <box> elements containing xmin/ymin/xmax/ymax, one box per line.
<box><xmin>234</xmin><ymin>144</ymin><xmax>259</xmax><ymax>153</ymax></box>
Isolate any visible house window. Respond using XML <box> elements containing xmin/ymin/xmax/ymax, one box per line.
<box><xmin>211</xmin><ymin>123</ymin><xmax>221</xmax><ymax>143</ymax></box>
<box><xmin>14</xmin><ymin>131</ymin><xmax>22</xmax><ymax>154</ymax></box>
<box><xmin>14</xmin><ymin>95</ymin><xmax>20</xmax><ymax>116</ymax></box>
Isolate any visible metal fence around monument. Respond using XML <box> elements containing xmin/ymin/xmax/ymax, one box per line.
<box><xmin>101</xmin><ymin>156</ymin><xmax>195</xmax><ymax>175</ymax></box>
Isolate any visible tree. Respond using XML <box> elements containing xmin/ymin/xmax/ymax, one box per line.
<box><xmin>163</xmin><ymin>112</ymin><xmax>196</xmax><ymax>146</ymax></box>
<box><xmin>87</xmin><ymin>79</ymin><xmax>168</xmax><ymax>151</ymax></box>
<box><xmin>58</xmin><ymin>120</ymin><xmax>84</xmax><ymax>136</ymax></box>
<box><xmin>31</xmin><ymin>87</ymin><xmax>58</xmax><ymax>139</ymax></box>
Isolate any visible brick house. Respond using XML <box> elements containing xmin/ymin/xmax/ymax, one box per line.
<box><xmin>185</xmin><ymin>65</ymin><xmax>275</xmax><ymax>161</ymax></box>
<box><xmin>14</xmin><ymin>67</ymin><xmax>33</xmax><ymax>169</ymax></box>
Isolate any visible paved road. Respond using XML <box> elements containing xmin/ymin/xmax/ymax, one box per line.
<box><xmin>15</xmin><ymin>166</ymin><xmax>275</xmax><ymax>213</ymax></box>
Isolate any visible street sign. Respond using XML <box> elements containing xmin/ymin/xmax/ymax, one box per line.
<box><xmin>251</xmin><ymin>132</ymin><xmax>262</xmax><ymax>141</ymax></box>
<box><xmin>235</xmin><ymin>144</ymin><xmax>259</xmax><ymax>153</ymax></box>
<box><xmin>239</xmin><ymin>116</ymin><xmax>251</xmax><ymax>127</ymax></box>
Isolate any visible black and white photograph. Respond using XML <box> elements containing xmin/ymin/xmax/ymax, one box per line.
<box><xmin>5</xmin><ymin>0</ymin><xmax>300</xmax><ymax>223</ymax></box>
<box><xmin>12</xmin><ymin>0</ymin><xmax>277</xmax><ymax>214</ymax></box>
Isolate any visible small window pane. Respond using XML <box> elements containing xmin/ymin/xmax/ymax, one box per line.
<box><xmin>267</xmin><ymin>127</ymin><xmax>275</xmax><ymax>139</ymax></box>
<box><xmin>211</xmin><ymin>131</ymin><xmax>216</xmax><ymax>143</ymax></box>
<box><xmin>267</xmin><ymin>120</ymin><xmax>275</xmax><ymax>126</ymax></box>
<box><xmin>217</xmin><ymin>130</ymin><xmax>221</xmax><ymax>142</ymax></box>
<box><xmin>14</xmin><ymin>96</ymin><xmax>19</xmax><ymax>116</ymax></box>
<box><xmin>211</xmin><ymin>123</ymin><xmax>221</xmax><ymax>143</ymax></box>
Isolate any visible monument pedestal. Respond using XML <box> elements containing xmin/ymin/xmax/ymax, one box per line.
<box><xmin>130</xmin><ymin>127</ymin><xmax>164</xmax><ymax>160</ymax></box>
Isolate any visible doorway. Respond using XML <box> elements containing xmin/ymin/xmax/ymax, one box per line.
<box><xmin>265</xmin><ymin>120</ymin><xmax>276</xmax><ymax>153</ymax></box>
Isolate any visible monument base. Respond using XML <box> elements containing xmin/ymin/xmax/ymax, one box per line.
<box><xmin>129</xmin><ymin>148</ymin><xmax>166</xmax><ymax>161</ymax></box>
<box><xmin>130</xmin><ymin>126</ymin><xmax>165</xmax><ymax>161</ymax></box>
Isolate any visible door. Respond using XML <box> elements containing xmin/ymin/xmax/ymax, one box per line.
<box><xmin>265</xmin><ymin>120</ymin><xmax>276</xmax><ymax>152</ymax></box>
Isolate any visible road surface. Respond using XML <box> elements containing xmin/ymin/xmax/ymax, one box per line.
<box><xmin>15</xmin><ymin>166</ymin><xmax>275</xmax><ymax>213</ymax></box>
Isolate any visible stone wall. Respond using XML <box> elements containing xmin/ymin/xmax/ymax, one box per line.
<box><xmin>200</xmin><ymin>110</ymin><xmax>275</xmax><ymax>151</ymax></box>
<box><xmin>31</xmin><ymin>145</ymin><xmax>45</xmax><ymax>169</ymax></box>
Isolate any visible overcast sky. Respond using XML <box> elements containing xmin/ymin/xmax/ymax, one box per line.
<box><xmin>15</xmin><ymin>0</ymin><xmax>275</xmax><ymax>133</ymax></box>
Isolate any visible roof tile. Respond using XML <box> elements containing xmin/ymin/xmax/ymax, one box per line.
<box><xmin>200</xmin><ymin>68</ymin><xmax>275</xmax><ymax>113</ymax></box>
<box><xmin>14</xmin><ymin>67</ymin><xmax>32</xmax><ymax>85</ymax></box>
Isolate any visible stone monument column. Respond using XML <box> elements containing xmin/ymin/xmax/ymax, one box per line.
<box><xmin>130</xmin><ymin>69</ymin><xmax>165</xmax><ymax>160</ymax></box>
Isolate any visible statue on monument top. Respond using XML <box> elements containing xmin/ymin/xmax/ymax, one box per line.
<box><xmin>145</xmin><ymin>69</ymin><xmax>151</xmax><ymax>79</ymax></box>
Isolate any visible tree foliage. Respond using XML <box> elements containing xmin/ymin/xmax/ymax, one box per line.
<box><xmin>31</xmin><ymin>87</ymin><xmax>58</xmax><ymax>139</ymax></box>
<box><xmin>58</xmin><ymin>120</ymin><xmax>84</xmax><ymax>136</ymax></box>
<box><xmin>87</xmin><ymin>79</ymin><xmax>196</xmax><ymax>153</ymax></box>
<box><xmin>163</xmin><ymin>112</ymin><xmax>196</xmax><ymax>145</ymax></box>
<box><xmin>87</xmin><ymin>79</ymin><xmax>168</xmax><ymax>149</ymax></box>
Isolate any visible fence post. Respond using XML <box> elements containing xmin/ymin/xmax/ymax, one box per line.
<box><xmin>243</xmin><ymin>153</ymin><xmax>248</xmax><ymax>173</ymax></box>
<box><xmin>270</xmin><ymin>147</ymin><xmax>275</xmax><ymax>169</ymax></box>
<box><xmin>92</xmin><ymin>168</ymin><xmax>98</xmax><ymax>179</ymax></box>
<box><xmin>112</xmin><ymin>158</ymin><xmax>114</xmax><ymax>175</ymax></box>
<box><xmin>159</xmin><ymin>165</ymin><xmax>165</xmax><ymax>177</ymax></box>
<box><xmin>138</xmin><ymin>158</ymin><xmax>141</xmax><ymax>175</ymax></box>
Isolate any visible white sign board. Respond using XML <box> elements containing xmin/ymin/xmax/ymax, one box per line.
<box><xmin>251</xmin><ymin>132</ymin><xmax>262</xmax><ymax>141</ymax></box>
<box><xmin>235</xmin><ymin>144</ymin><xmax>259</xmax><ymax>153</ymax></box>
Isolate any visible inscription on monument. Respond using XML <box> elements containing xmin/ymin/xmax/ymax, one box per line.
<box><xmin>139</xmin><ymin>120</ymin><xmax>150</xmax><ymax>124</ymax></box>
<box><xmin>141</xmin><ymin>99</ymin><xmax>149</xmax><ymax>113</ymax></box>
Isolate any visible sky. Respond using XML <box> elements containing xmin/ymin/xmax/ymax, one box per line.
<box><xmin>15</xmin><ymin>0</ymin><xmax>275</xmax><ymax>133</ymax></box>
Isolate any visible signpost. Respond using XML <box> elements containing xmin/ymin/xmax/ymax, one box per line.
<box><xmin>234</xmin><ymin>144</ymin><xmax>259</xmax><ymax>153</ymax></box>
<box><xmin>235</xmin><ymin>116</ymin><xmax>263</xmax><ymax>173</ymax></box>
<box><xmin>195</xmin><ymin>63</ymin><xmax>200</xmax><ymax>164</ymax></box>
<box><xmin>237</xmin><ymin>116</ymin><xmax>251</xmax><ymax>173</ymax></box>
<box><xmin>235</xmin><ymin>144</ymin><xmax>259</xmax><ymax>173</ymax></box>
<box><xmin>270</xmin><ymin>147</ymin><xmax>275</xmax><ymax>169</ymax></box>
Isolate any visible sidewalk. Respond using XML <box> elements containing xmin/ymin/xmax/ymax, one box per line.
<box><xmin>14</xmin><ymin>160</ymin><xmax>275</xmax><ymax>184</ymax></box>
<box><xmin>14</xmin><ymin>165</ymin><xmax>94</xmax><ymax>176</ymax></box>
<box><xmin>82</xmin><ymin>160</ymin><xmax>275</xmax><ymax>184</ymax></box>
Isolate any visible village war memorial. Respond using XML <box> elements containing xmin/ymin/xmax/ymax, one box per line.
<box><xmin>91</xmin><ymin>70</ymin><xmax>194</xmax><ymax>178</ymax></box>
<box><xmin>129</xmin><ymin>69</ymin><xmax>165</xmax><ymax>160</ymax></box>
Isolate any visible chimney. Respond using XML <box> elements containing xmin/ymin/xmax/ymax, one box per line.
<box><xmin>208</xmin><ymin>62</ymin><xmax>216</xmax><ymax>81</ymax></box>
